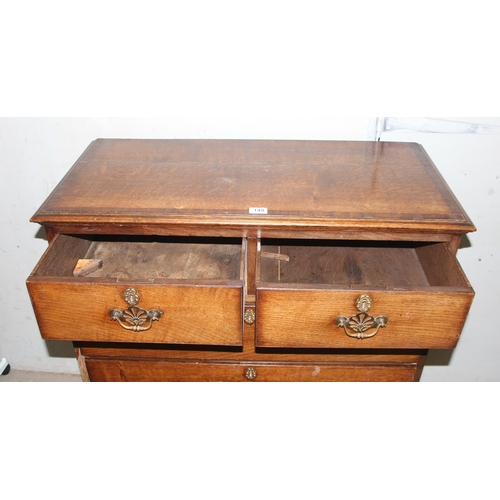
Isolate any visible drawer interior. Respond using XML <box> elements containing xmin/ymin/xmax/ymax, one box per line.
<box><xmin>33</xmin><ymin>234</ymin><xmax>245</xmax><ymax>281</ymax></box>
<box><xmin>258</xmin><ymin>239</ymin><xmax>470</xmax><ymax>289</ymax></box>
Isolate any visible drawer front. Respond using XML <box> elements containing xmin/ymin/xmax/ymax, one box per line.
<box><xmin>84</xmin><ymin>358</ymin><xmax>420</xmax><ymax>382</ymax></box>
<box><xmin>27</xmin><ymin>281</ymin><xmax>243</xmax><ymax>345</ymax></box>
<box><xmin>256</xmin><ymin>288</ymin><xmax>474</xmax><ymax>349</ymax></box>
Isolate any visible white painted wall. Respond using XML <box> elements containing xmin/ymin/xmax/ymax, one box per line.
<box><xmin>1</xmin><ymin>117</ymin><xmax>497</xmax><ymax>380</ymax></box>
<box><xmin>379</xmin><ymin>118</ymin><xmax>500</xmax><ymax>381</ymax></box>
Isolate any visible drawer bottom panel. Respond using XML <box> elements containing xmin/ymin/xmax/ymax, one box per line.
<box><xmin>83</xmin><ymin>358</ymin><xmax>421</xmax><ymax>382</ymax></box>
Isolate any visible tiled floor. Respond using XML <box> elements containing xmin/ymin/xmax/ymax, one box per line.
<box><xmin>0</xmin><ymin>369</ymin><xmax>82</xmax><ymax>382</ymax></box>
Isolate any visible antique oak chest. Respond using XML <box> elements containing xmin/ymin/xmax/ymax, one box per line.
<box><xmin>26</xmin><ymin>139</ymin><xmax>475</xmax><ymax>381</ymax></box>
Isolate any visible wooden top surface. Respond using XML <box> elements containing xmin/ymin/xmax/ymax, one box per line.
<box><xmin>31</xmin><ymin>139</ymin><xmax>475</xmax><ymax>233</ymax></box>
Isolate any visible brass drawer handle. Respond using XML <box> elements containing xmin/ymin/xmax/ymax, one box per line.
<box><xmin>336</xmin><ymin>294</ymin><xmax>388</xmax><ymax>339</ymax></box>
<box><xmin>110</xmin><ymin>288</ymin><xmax>164</xmax><ymax>332</ymax></box>
<box><xmin>245</xmin><ymin>367</ymin><xmax>257</xmax><ymax>380</ymax></box>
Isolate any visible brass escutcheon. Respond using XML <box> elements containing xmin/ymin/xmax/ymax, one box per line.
<box><xmin>244</xmin><ymin>309</ymin><xmax>256</xmax><ymax>325</ymax></box>
<box><xmin>336</xmin><ymin>294</ymin><xmax>388</xmax><ymax>339</ymax></box>
<box><xmin>110</xmin><ymin>288</ymin><xmax>163</xmax><ymax>332</ymax></box>
<box><xmin>245</xmin><ymin>367</ymin><xmax>257</xmax><ymax>380</ymax></box>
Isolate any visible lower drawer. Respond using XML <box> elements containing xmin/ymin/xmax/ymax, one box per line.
<box><xmin>83</xmin><ymin>358</ymin><xmax>421</xmax><ymax>382</ymax></box>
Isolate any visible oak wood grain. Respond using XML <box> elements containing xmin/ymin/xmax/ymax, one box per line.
<box><xmin>31</xmin><ymin>139</ymin><xmax>475</xmax><ymax>234</ymax></box>
<box><xmin>27</xmin><ymin>281</ymin><xmax>243</xmax><ymax>345</ymax></box>
<box><xmin>31</xmin><ymin>234</ymin><xmax>245</xmax><ymax>280</ymax></box>
<box><xmin>260</xmin><ymin>241</ymin><xmax>430</xmax><ymax>286</ymax></box>
<box><xmin>26</xmin><ymin>139</ymin><xmax>476</xmax><ymax>382</ymax></box>
<box><xmin>255</xmin><ymin>241</ymin><xmax>474</xmax><ymax>348</ymax></box>
<box><xmin>255</xmin><ymin>288</ymin><xmax>474</xmax><ymax>349</ymax></box>
<box><xmin>415</xmin><ymin>243</ymin><xmax>472</xmax><ymax>286</ymax></box>
<box><xmin>84</xmin><ymin>358</ymin><xmax>421</xmax><ymax>382</ymax></box>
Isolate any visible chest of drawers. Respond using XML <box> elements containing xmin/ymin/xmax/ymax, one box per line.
<box><xmin>26</xmin><ymin>139</ymin><xmax>475</xmax><ymax>381</ymax></box>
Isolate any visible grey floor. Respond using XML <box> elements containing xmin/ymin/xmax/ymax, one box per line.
<box><xmin>0</xmin><ymin>369</ymin><xmax>82</xmax><ymax>382</ymax></box>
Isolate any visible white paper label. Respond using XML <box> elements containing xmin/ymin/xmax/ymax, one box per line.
<box><xmin>249</xmin><ymin>207</ymin><xmax>268</xmax><ymax>214</ymax></box>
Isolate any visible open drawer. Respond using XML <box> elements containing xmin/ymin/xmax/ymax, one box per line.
<box><xmin>27</xmin><ymin>235</ymin><xmax>246</xmax><ymax>345</ymax></box>
<box><xmin>255</xmin><ymin>240</ymin><xmax>474</xmax><ymax>349</ymax></box>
